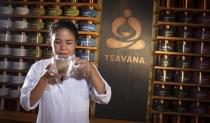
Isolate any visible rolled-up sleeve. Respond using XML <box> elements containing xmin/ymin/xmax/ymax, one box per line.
<box><xmin>90</xmin><ymin>81</ymin><xmax>111</xmax><ymax>104</ymax></box>
<box><xmin>90</xmin><ymin>65</ymin><xmax>112</xmax><ymax>104</ymax></box>
<box><xmin>20</xmin><ymin>61</ymin><xmax>46</xmax><ymax>111</ymax></box>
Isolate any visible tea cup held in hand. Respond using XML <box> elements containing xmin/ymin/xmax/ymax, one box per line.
<box><xmin>53</xmin><ymin>55</ymin><xmax>79</xmax><ymax>76</ymax></box>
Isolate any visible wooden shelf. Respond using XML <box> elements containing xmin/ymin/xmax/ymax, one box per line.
<box><xmin>157</xmin><ymin>7</ymin><xmax>210</xmax><ymax>13</ymax></box>
<box><xmin>155</xmin><ymin>21</ymin><xmax>210</xmax><ymax>28</ymax></box>
<box><xmin>152</xmin><ymin>96</ymin><xmax>210</xmax><ymax>103</ymax></box>
<box><xmin>0</xmin><ymin>15</ymin><xmax>99</xmax><ymax>23</ymax></box>
<box><xmin>154</xmin><ymin>51</ymin><xmax>210</xmax><ymax>57</ymax></box>
<box><xmin>151</xmin><ymin>110</ymin><xmax>210</xmax><ymax>118</ymax></box>
<box><xmin>0</xmin><ymin>1</ymin><xmax>101</xmax><ymax>10</ymax></box>
<box><xmin>0</xmin><ymin>28</ymin><xmax>99</xmax><ymax>36</ymax></box>
<box><xmin>0</xmin><ymin>110</ymin><xmax>36</xmax><ymax>122</ymax></box>
<box><xmin>153</xmin><ymin>81</ymin><xmax>210</xmax><ymax>88</ymax></box>
<box><xmin>153</xmin><ymin>36</ymin><xmax>210</xmax><ymax>42</ymax></box>
<box><xmin>154</xmin><ymin>66</ymin><xmax>210</xmax><ymax>72</ymax></box>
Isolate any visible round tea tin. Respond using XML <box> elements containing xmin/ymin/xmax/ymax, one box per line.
<box><xmin>159</xmin><ymin>0</ymin><xmax>177</xmax><ymax>7</ymax></box>
<box><xmin>64</xmin><ymin>6</ymin><xmax>79</xmax><ymax>16</ymax></box>
<box><xmin>78</xmin><ymin>35</ymin><xmax>96</xmax><ymax>47</ymax></box>
<box><xmin>154</xmin><ymin>84</ymin><xmax>171</xmax><ymax>96</ymax></box>
<box><xmin>29</xmin><ymin>33</ymin><xmax>44</xmax><ymax>44</ymax></box>
<box><xmin>156</xmin><ymin>54</ymin><xmax>174</xmax><ymax>67</ymax></box>
<box><xmin>155</xmin><ymin>69</ymin><xmax>174</xmax><ymax>82</ymax></box>
<box><xmin>28</xmin><ymin>46</ymin><xmax>42</xmax><ymax>58</ymax></box>
<box><xmin>175</xmin><ymin>55</ymin><xmax>191</xmax><ymax>68</ymax></box>
<box><xmin>176</xmin><ymin>41</ymin><xmax>192</xmax><ymax>53</ymax></box>
<box><xmin>173</xmin><ymin>86</ymin><xmax>189</xmax><ymax>98</ymax></box>
<box><xmin>174</xmin><ymin>71</ymin><xmax>192</xmax><ymax>83</ymax></box>
<box><xmin>191</xmin><ymin>88</ymin><xmax>208</xmax><ymax>99</ymax></box>
<box><xmin>156</xmin><ymin>40</ymin><xmax>175</xmax><ymax>52</ymax></box>
<box><xmin>172</xmin><ymin>101</ymin><xmax>187</xmax><ymax>113</ymax></box>
<box><xmin>47</xmin><ymin>6</ymin><xmax>62</xmax><ymax>16</ymax></box>
<box><xmin>192</xmin><ymin>57</ymin><xmax>210</xmax><ymax>69</ymax></box>
<box><xmin>195</xmin><ymin>27</ymin><xmax>210</xmax><ymax>39</ymax></box>
<box><xmin>193</xmin><ymin>42</ymin><xmax>210</xmax><ymax>54</ymax></box>
<box><xmin>30</xmin><ymin>19</ymin><xmax>45</xmax><ymax>29</ymax></box>
<box><xmin>80</xmin><ymin>6</ymin><xmax>97</xmax><ymax>17</ymax></box>
<box><xmin>153</xmin><ymin>99</ymin><xmax>171</xmax><ymax>111</ymax></box>
<box><xmin>77</xmin><ymin>49</ymin><xmax>94</xmax><ymax>61</ymax></box>
<box><xmin>196</xmin><ymin>13</ymin><xmax>210</xmax><ymax>24</ymax></box>
<box><xmin>177</xmin><ymin>26</ymin><xmax>193</xmax><ymax>38</ymax></box>
<box><xmin>0</xmin><ymin>31</ymin><xmax>12</xmax><ymax>42</ymax></box>
<box><xmin>193</xmin><ymin>72</ymin><xmax>210</xmax><ymax>84</ymax></box>
<box><xmin>177</xmin><ymin>11</ymin><xmax>193</xmax><ymax>23</ymax></box>
<box><xmin>43</xmin><ymin>48</ymin><xmax>52</xmax><ymax>58</ymax></box>
<box><xmin>158</xmin><ymin>25</ymin><xmax>176</xmax><ymax>37</ymax></box>
<box><xmin>30</xmin><ymin>6</ymin><xmax>46</xmax><ymax>16</ymax></box>
<box><xmin>0</xmin><ymin>6</ymin><xmax>13</xmax><ymax>15</ymax></box>
<box><xmin>79</xmin><ymin>21</ymin><xmax>96</xmax><ymax>32</ymax></box>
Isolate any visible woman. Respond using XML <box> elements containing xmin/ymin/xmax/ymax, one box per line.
<box><xmin>20</xmin><ymin>19</ymin><xmax>111</xmax><ymax>123</ymax></box>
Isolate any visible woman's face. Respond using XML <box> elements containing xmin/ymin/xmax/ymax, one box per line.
<box><xmin>51</xmin><ymin>28</ymin><xmax>76</xmax><ymax>56</ymax></box>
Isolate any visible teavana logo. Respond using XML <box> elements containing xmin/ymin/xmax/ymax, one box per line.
<box><xmin>106</xmin><ymin>9</ymin><xmax>145</xmax><ymax>50</ymax></box>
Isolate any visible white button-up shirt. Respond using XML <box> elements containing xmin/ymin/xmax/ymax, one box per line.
<box><xmin>20</xmin><ymin>58</ymin><xmax>111</xmax><ymax>123</ymax></box>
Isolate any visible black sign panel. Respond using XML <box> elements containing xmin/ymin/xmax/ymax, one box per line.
<box><xmin>96</xmin><ymin>0</ymin><xmax>153</xmax><ymax>122</ymax></box>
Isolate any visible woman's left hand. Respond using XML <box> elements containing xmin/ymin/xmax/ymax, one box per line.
<box><xmin>75</xmin><ymin>57</ymin><xmax>92</xmax><ymax>79</ymax></box>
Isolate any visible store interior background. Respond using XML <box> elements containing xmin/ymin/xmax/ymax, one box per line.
<box><xmin>1</xmin><ymin>0</ymin><xmax>210</xmax><ymax>123</ymax></box>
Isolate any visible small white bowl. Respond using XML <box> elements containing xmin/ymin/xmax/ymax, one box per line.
<box><xmin>0</xmin><ymin>33</ymin><xmax>12</xmax><ymax>42</ymax></box>
<box><xmin>10</xmin><ymin>75</ymin><xmax>25</xmax><ymax>84</ymax></box>
<box><xmin>10</xmin><ymin>61</ymin><xmax>29</xmax><ymax>70</ymax></box>
<box><xmin>0</xmin><ymin>88</ymin><xmax>9</xmax><ymax>96</ymax></box>
<box><xmin>9</xmin><ymin>89</ymin><xmax>20</xmax><ymax>97</ymax></box>
<box><xmin>12</xmin><ymin>34</ymin><xmax>28</xmax><ymax>42</ymax></box>
<box><xmin>14</xmin><ymin>7</ymin><xmax>29</xmax><ymax>15</ymax></box>
<box><xmin>13</xmin><ymin>21</ymin><xmax>28</xmax><ymax>29</ymax></box>
<box><xmin>0</xmin><ymin>6</ymin><xmax>13</xmax><ymax>15</ymax></box>
<box><xmin>0</xmin><ymin>19</ymin><xmax>12</xmax><ymax>28</ymax></box>
<box><xmin>0</xmin><ymin>75</ymin><xmax>10</xmax><ymax>83</ymax></box>
<box><xmin>0</xmin><ymin>47</ymin><xmax>11</xmax><ymax>55</ymax></box>
<box><xmin>11</xmin><ymin>48</ymin><xmax>28</xmax><ymax>56</ymax></box>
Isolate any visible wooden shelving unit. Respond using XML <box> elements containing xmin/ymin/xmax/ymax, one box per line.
<box><xmin>0</xmin><ymin>0</ymin><xmax>102</xmax><ymax>122</ymax></box>
<box><xmin>149</xmin><ymin>0</ymin><xmax>210</xmax><ymax>123</ymax></box>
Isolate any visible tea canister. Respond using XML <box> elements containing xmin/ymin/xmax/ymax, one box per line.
<box><xmin>193</xmin><ymin>42</ymin><xmax>210</xmax><ymax>54</ymax></box>
<box><xmin>30</xmin><ymin>19</ymin><xmax>45</xmax><ymax>29</ymax></box>
<box><xmin>0</xmin><ymin>18</ymin><xmax>12</xmax><ymax>28</ymax></box>
<box><xmin>156</xmin><ymin>54</ymin><xmax>174</xmax><ymax>67</ymax></box>
<box><xmin>0</xmin><ymin>58</ymin><xmax>10</xmax><ymax>69</ymax></box>
<box><xmin>195</xmin><ymin>27</ymin><xmax>210</xmax><ymax>39</ymax></box>
<box><xmin>177</xmin><ymin>11</ymin><xmax>193</xmax><ymax>23</ymax></box>
<box><xmin>155</xmin><ymin>69</ymin><xmax>174</xmax><ymax>82</ymax></box>
<box><xmin>78</xmin><ymin>35</ymin><xmax>96</xmax><ymax>47</ymax></box>
<box><xmin>13</xmin><ymin>18</ymin><xmax>28</xmax><ymax>29</ymax></box>
<box><xmin>0</xmin><ymin>31</ymin><xmax>12</xmax><ymax>42</ymax></box>
<box><xmin>192</xmin><ymin>57</ymin><xmax>210</xmax><ymax>69</ymax></box>
<box><xmin>77</xmin><ymin>49</ymin><xmax>95</xmax><ymax>61</ymax></box>
<box><xmin>156</xmin><ymin>40</ymin><xmax>175</xmax><ymax>52</ymax></box>
<box><xmin>80</xmin><ymin>6</ymin><xmax>97</xmax><ymax>17</ymax></box>
<box><xmin>0</xmin><ymin>5</ymin><xmax>13</xmax><ymax>15</ymax></box>
<box><xmin>47</xmin><ymin>6</ymin><xmax>62</xmax><ymax>16</ymax></box>
<box><xmin>196</xmin><ymin>13</ymin><xmax>210</xmax><ymax>24</ymax></box>
<box><xmin>193</xmin><ymin>72</ymin><xmax>210</xmax><ymax>84</ymax></box>
<box><xmin>191</xmin><ymin>88</ymin><xmax>208</xmax><ymax>99</ymax></box>
<box><xmin>153</xmin><ymin>99</ymin><xmax>171</xmax><ymax>111</ymax></box>
<box><xmin>45</xmin><ymin>19</ymin><xmax>58</xmax><ymax>29</ymax></box>
<box><xmin>172</xmin><ymin>101</ymin><xmax>187</xmax><ymax>113</ymax></box>
<box><xmin>177</xmin><ymin>26</ymin><xmax>193</xmax><ymax>38</ymax></box>
<box><xmin>173</xmin><ymin>86</ymin><xmax>189</xmax><ymax>98</ymax></box>
<box><xmin>176</xmin><ymin>41</ymin><xmax>192</xmax><ymax>53</ymax></box>
<box><xmin>154</xmin><ymin>84</ymin><xmax>171</xmax><ymax>96</ymax></box>
<box><xmin>28</xmin><ymin>46</ymin><xmax>42</xmax><ymax>58</ymax></box>
<box><xmin>12</xmin><ymin>32</ymin><xmax>28</xmax><ymax>42</ymax></box>
<box><xmin>79</xmin><ymin>21</ymin><xmax>96</xmax><ymax>32</ymax></box>
<box><xmin>159</xmin><ymin>0</ymin><xmax>177</xmax><ymax>7</ymax></box>
<box><xmin>158</xmin><ymin>25</ymin><xmax>176</xmax><ymax>37</ymax></box>
<box><xmin>175</xmin><ymin>55</ymin><xmax>191</xmax><ymax>68</ymax></box>
<box><xmin>64</xmin><ymin>6</ymin><xmax>79</xmax><ymax>16</ymax></box>
<box><xmin>14</xmin><ymin>6</ymin><xmax>29</xmax><ymax>15</ymax></box>
<box><xmin>29</xmin><ymin>33</ymin><xmax>44</xmax><ymax>44</ymax></box>
<box><xmin>30</xmin><ymin>5</ymin><xmax>45</xmax><ymax>16</ymax></box>
<box><xmin>174</xmin><ymin>71</ymin><xmax>192</xmax><ymax>83</ymax></box>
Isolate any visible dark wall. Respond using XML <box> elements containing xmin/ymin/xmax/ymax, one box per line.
<box><xmin>96</xmin><ymin>0</ymin><xmax>153</xmax><ymax>122</ymax></box>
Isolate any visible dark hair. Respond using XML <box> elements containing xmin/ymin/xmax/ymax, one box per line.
<box><xmin>49</xmin><ymin>19</ymin><xmax>78</xmax><ymax>41</ymax></box>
